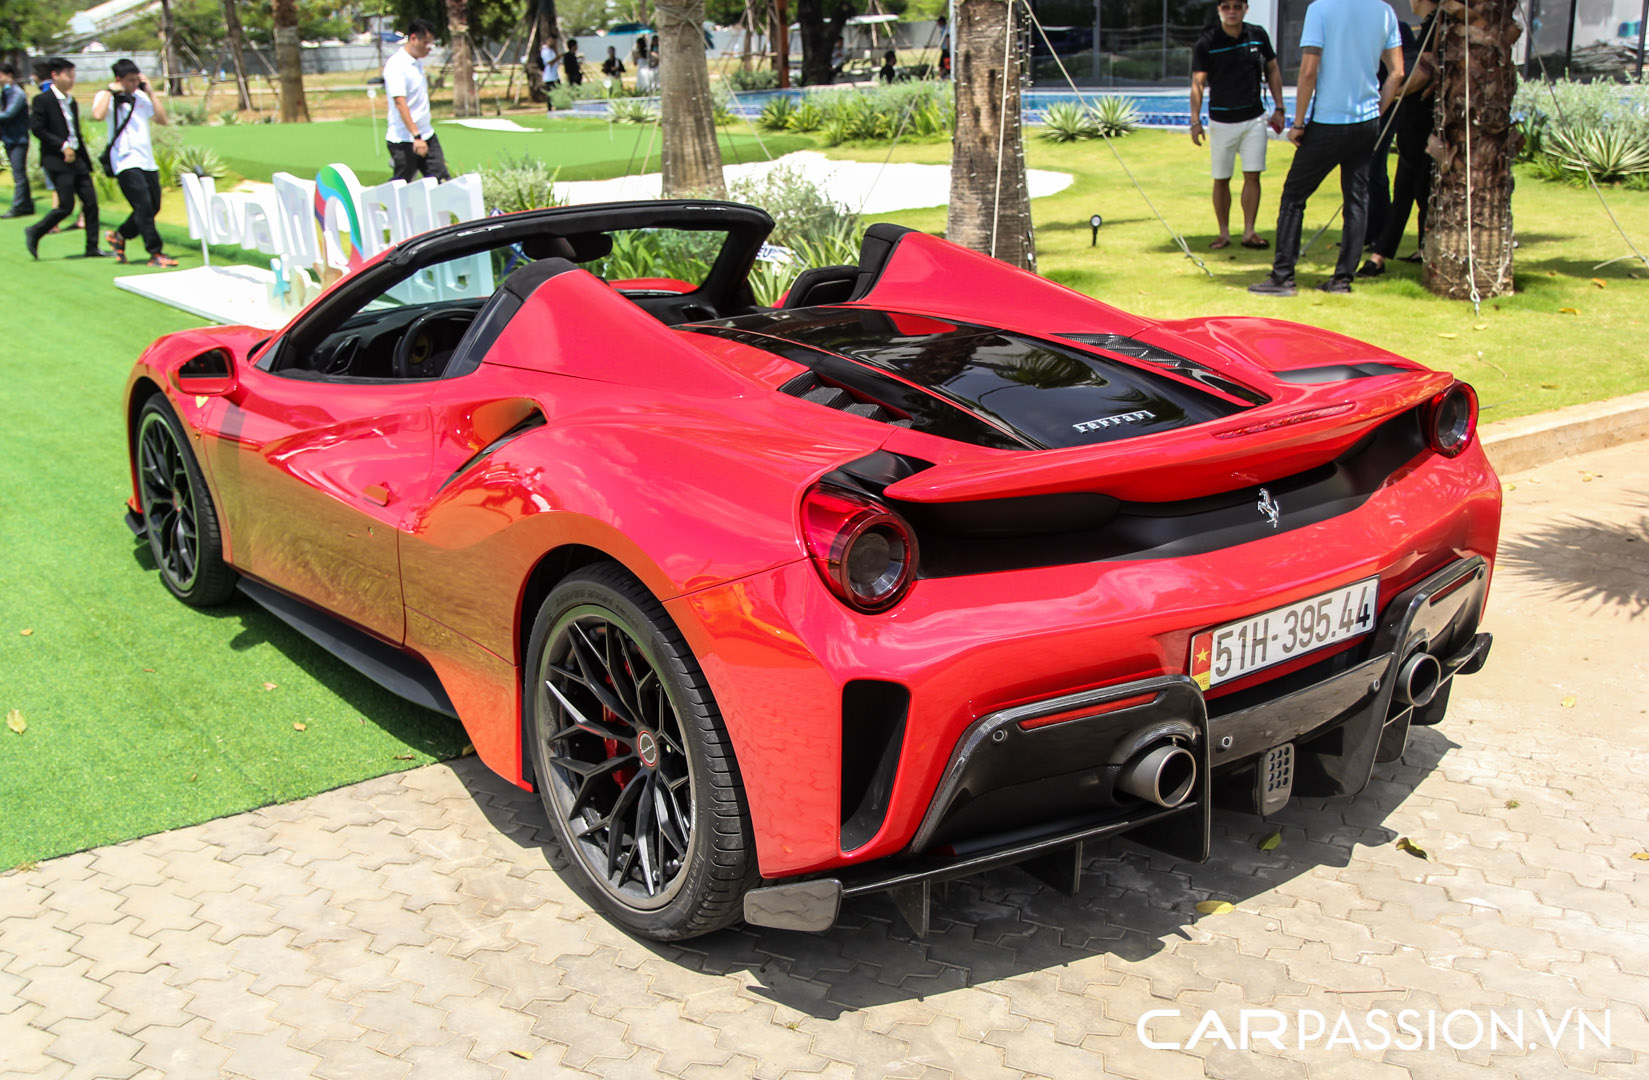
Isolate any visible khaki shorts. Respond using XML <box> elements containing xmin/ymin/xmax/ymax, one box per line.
<box><xmin>1209</xmin><ymin>116</ymin><xmax>1269</xmax><ymax>180</ymax></box>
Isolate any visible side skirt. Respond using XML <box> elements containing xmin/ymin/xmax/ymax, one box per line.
<box><xmin>236</xmin><ymin>579</ymin><xmax>458</xmax><ymax>719</ymax></box>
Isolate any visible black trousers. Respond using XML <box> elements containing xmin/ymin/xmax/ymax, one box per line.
<box><xmin>1272</xmin><ymin>119</ymin><xmax>1379</xmax><ymax>283</ymax></box>
<box><xmin>1365</xmin><ymin>113</ymin><xmax>1397</xmax><ymax>247</ymax></box>
<box><xmin>387</xmin><ymin>134</ymin><xmax>451</xmax><ymax>183</ymax></box>
<box><xmin>28</xmin><ymin>158</ymin><xmax>98</xmax><ymax>251</ymax></box>
<box><xmin>1373</xmin><ymin>148</ymin><xmax>1432</xmax><ymax>259</ymax></box>
<box><xmin>116</xmin><ymin>168</ymin><xmax>164</xmax><ymax>256</ymax></box>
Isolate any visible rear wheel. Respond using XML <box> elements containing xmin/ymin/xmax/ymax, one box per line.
<box><xmin>135</xmin><ymin>396</ymin><xmax>237</xmax><ymax>606</ymax></box>
<box><xmin>525</xmin><ymin>565</ymin><xmax>756</xmax><ymax>940</ymax></box>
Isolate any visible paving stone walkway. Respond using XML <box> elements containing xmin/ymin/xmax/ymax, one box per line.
<box><xmin>3</xmin><ymin>442</ymin><xmax>1647</xmax><ymax>1080</ymax></box>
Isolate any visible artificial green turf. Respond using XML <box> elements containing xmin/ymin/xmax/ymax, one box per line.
<box><xmin>0</xmin><ymin>212</ymin><xmax>470</xmax><ymax>869</ymax></box>
<box><xmin>182</xmin><ymin>113</ymin><xmax>813</xmax><ymax>186</ymax></box>
<box><xmin>847</xmin><ymin>130</ymin><xmax>1649</xmax><ymax>423</ymax></box>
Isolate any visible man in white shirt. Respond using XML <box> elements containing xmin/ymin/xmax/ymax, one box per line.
<box><xmin>384</xmin><ymin>18</ymin><xmax>450</xmax><ymax>183</ymax></box>
<box><xmin>92</xmin><ymin>58</ymin><xmax>176</xmax><ymax>267</ymax></box>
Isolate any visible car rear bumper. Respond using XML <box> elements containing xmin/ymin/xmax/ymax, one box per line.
<box><xmin>741</xmin><ymin>556</ymin><xmax>1492</xmax><ymax>933</ymax></box>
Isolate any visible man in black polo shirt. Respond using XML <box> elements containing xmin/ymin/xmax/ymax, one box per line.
<box><xmin>1190</xmin><ymin>0</ymin><xmax>1285</xmax><ymax>249</ymax></box>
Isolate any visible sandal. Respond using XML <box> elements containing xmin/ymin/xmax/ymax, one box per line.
<box><xmin>1208</xmin><ymin>237</ymin><xmax>1232</xmax><ymax>249</ymax></box>
<box><xmin>1240</xmin><ymin>236</ymin><xmax>1270</xmax><ymax>249</ymax></box>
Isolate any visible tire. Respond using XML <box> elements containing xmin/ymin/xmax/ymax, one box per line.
<box><xmin>525</xmin><ymin>564</ymin><xmax>757</xmax><ymax>940</ymax></box>
<box><xmin>134</xmin><ymin>396</ymin><xmax>238</xmax><ymax>607</ymax></box>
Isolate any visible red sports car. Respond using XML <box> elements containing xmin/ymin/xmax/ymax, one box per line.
<box><xmin>124</xmin><ymin>202</ymin><xmax>1499</xmax><ymax>940</ymax></box>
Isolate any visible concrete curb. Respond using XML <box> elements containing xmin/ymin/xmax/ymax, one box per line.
<box><xmin>1480</xmin><ymin>389</ymin><xmax>1649</xmax><ymax>475</ymax></box>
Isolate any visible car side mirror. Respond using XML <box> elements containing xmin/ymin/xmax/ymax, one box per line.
<box><xmin>173</xmin><ymin>348</ymin><xmax>238</xmax><ymax>398</ymax></box>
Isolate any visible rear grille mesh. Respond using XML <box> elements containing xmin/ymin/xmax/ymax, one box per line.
<box><xmin>780</xmin><ymin>371</ymin><xmax>911</xmax><ymax>427</ymax></box>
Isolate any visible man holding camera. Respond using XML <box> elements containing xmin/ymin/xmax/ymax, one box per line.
<box><xmin>92</xmin><ymin>59</ymin><xmax>176</xmax><ymax>267</ymax></box>
<box><xmin>25</xmin><ymin>58</ymin><xmax>109</xmax><ymax>259</ymax></box>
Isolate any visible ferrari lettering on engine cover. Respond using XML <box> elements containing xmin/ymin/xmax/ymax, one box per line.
<box><xmin>1072</xmin><ymin>409</ymin><xmax>1156</xmax><ymax>433</ymax></box>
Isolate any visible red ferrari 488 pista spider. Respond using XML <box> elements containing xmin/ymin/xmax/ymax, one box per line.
<box><xmin>124</xmin><ymin>201</ymin><xmax>1499</xmax><ymax>940</ymax></box>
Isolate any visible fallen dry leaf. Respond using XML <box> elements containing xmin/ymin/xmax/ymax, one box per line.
<box><xmin>1541</xmin><ymin>383</ymin><xmax>1558</xmax><ymax>389</ymax></box>
<box><xmin>1396</xmin><ymin>836</ymin><xmax>1429</xmax><ymax>860</ymax></box>
<box><xmin>1258</xmin><ymin>830</ymin><xmax>1282</xmax><ymax>852</ymax></box>
<box><xmin>461</xmin><ymin>743</ymin><xmax>476</xmax><ymax>757</ymax></box>
<box><xmin>1473</xmin><ymin>322</ymin><xmax>1489</xmax><ymax>331</ymax></box>
<box><xmin>1632</xmin><ymin>852</ymin><xmax>1649</xmax><ymax>861</ymax></box>
<box><xmin>262</xmin><ymin>682</ymin><xmax>278</xmax><ymax>692</ymax></box>
<box><xmin>1560</xmin><ymin>695</ymin><xmax>1577</xmax><ymax>708</ymax></box>
<box><xmin>188</xmin><ymin>772</ymin><xmax>198</xmax><ymax>782</ymax></box>
<box><xmin>1504</xmin><ymin>483</ymin><xmax>1517</xmax><ymax>492</ymax></box>
<box><xmin>5</xmin><ymin>710</ymin><xmax>25</xmax><ymax>735</ymax></box>
<box><xmin>1195</xmin><ymin>900</ymin><xmax>1235</xmax><ymax>915</ymax></box>
<box><xmin>1591</xmin><ymin>278</ymin><xmax>1607</xmax><ymax>288</ymax></box>
<box><xmin>292</xmin><ymin>721</ymin><xmax>308</xmax><ymax>732</ymax></box>
<box><xmin>19</xmin><ymin>629</ymin><xmax>33</xmax><ymax>637</ymax></box>
<box><xmin>1438</xmin><ymin>332</ymin><xmax>1458</xmax><ymax>339</ymax></box>
<box><xmin>393</xmin><ymin>753</ymin><xmax>415</xmax><ymax>761</ymax></box>
<box><xmin>510</xmin><ymin>1050</ymin><xmax>534</xmax><ymax>1060</ymax></box>
<box><xmin>1505</xmin><ymin>799</ymin><xmax>1520</xmax><ymax>809</ymax></box>
<box><xmin>1558</xmin><ymin>307</ymin><xmax>1579</xmax><ymax>315</ymax></box>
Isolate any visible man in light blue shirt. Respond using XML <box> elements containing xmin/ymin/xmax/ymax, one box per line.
<box><xmin>1250</xmin><ymin>0</ymin><xmax>1404</xmax><ymax>296</ymax></box>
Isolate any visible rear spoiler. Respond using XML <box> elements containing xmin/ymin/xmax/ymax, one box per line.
<box><xmin>882</xmin><ymin>371</ymin><xmax>1454</xmax><ymax>505</ymax></box>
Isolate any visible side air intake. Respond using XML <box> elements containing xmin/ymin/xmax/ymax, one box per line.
<box><xmin>779</xmin><ymin>371</ymin><xmax>913</xmax><ymax>428</ymax></box>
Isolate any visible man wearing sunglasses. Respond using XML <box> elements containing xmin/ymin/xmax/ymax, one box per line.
<box><xmin>1190</xmin><ymin>0</ymin><xmax>1285</xmax><ymax>251</ymax></box>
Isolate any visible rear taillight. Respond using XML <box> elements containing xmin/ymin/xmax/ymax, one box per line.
<box><xmin>802</xmin><ymin>486</ymin><xmax>917</xmax><ymax>613</ymax></box>
<box><xmin>1425</xmin><ymin>382</ymin><xmax>1477</xmax><ymax>457</ymax></box>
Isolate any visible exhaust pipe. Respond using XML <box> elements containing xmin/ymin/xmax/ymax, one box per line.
<box><xmin>1117</xmin><ymin>744</ymin><xmax>1197</xmax><ymax>808</ymax></box>
<box><xmin>1396</xmin><ymin>651</ymin><xmax>1443</xmax><ymax>707</ymax></box>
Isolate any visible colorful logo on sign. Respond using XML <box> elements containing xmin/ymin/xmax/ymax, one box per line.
<box><xmin>313</xmin><ymin>164</ymin><xmax>366</xmax><ymax>272</ymax></box>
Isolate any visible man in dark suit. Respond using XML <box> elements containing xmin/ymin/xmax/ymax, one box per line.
<box><xmin>25</xmin><ymin>58</ymin><xmax>110</xmax><ymax>259</ymax></box>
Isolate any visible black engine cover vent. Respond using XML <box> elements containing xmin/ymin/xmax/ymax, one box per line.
<box><xmin>779</xmin><ymin>370</ymin><xmax>911</xmax><ymax>427</ymax></box>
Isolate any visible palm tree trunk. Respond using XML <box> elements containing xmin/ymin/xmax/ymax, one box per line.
<box><xmin>524</xmin><ymin>1</ymin><xmax>560</xmax><ymax>104</ymax></box>
<box><xmin>159</xmin><ymin>0</ymin><xmax>185</xmax><ymax>95</ymax></box>
<box><xmin>221</xmin><ymin>0</ymin><xmax>252</xmax><ymax>111</ymax></box>
<box><xmin>272</xmin><ymin>0</ymin><xmax>310</xmax><ymax>123</ymax></box>
<box><xmin>773</xmin><ymin>0</ymin><xmax>791</xmax><ymax>88</ymax></box>
<box><xmin>1424</xmin><ymin>0</ymin><xmax>1519</xmax><ymax>300</ymax></box>
<box><xmin>947</xmin><ymin>0</ymin><xmax>1035</xmax><ymax>271</ymax></box>
<box><xmin>446</xmin><ymin>0</ymin><xmax>480</xmax><ymax>117</ymax></box>
<box><xmin>658</xmin><ymin>0</ymin><xmax>725</xmax><ymax>196</ymax></box>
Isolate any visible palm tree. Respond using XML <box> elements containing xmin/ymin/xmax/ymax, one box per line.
<box><xmin>158</xmin><ymin>0</ymin><xmax>184</xmax><ymax>95</ymax></box>
<box><xmin>1424</xmin><ymin>0</ymin><xmax>1517</xmax><ymax>300</ymax></box>
<box><xmin>524</xmin><ymin>0</ymin><xmax>561</xmax><ymax>105</ymax></box>
<box><xmin>272</xmin><ymin>0</ymin><xmax>311</xmax><ymax>123</ymax></box>
<box><xmin>947</xmin><ymin>0</ymin><xmax>1035</xmax><ymax>271</ymax></box>
<box><xmin>446</xmin><ymin>0</ymin><xmax>480</xmax><ymax>117</ymax></box>
<box><xmin>658</xmin><ymin>0</ymin><xmax>725</xmax><ymax>196</ymax></box>
<box><xmin>221</xmin><ymin>0</ymin><xmax>252</xmax><ymax>112</ymax></box>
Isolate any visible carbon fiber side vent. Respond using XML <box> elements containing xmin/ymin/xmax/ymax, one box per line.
<box><xmin>779</xmin><ymin>371</ymin><xmax>913</xmax><ymax>427</ymax></box>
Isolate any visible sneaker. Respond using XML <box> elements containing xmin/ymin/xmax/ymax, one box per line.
<box><xmin>1316</xmin><ymin>276</ymin><xmax>1354</xmax><ymax>294</ymax></box>
<box><xmin>145</xmin><ymin>253</ymin><xmax>179</xmax><ymax>268</ymax></box>
<box><xmin>1356</xmin><ymin>259</ymin><xmax>1385</xmax><ymax>278</ymax></box>
<box><xmin>78</xmin><ymin>247</ymin><xmax>116</xmax><ymax>258</ymax></box>
<box><xmin>105</xmin><ymin>229</ymin><xmax>125</xmax><ymax>254</ymax></box>
<box><xmin>1247</xmin><ymin>273</ymin><xmax>1297</xmax><ymax>297</ymax></box>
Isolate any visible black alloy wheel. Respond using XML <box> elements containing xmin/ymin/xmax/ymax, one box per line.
<box><xmin>526</xmin><ymin>566</ymin><xmax>755</xmax><ymax>939</ymax></box>
<box><xmin>135</xmin><ymin>397</ymin><xmax>237</xmax><ymax>606</ymax></box>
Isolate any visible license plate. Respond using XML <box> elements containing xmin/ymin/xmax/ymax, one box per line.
<box><xmin>1189</xmin><ymin>576</ymin><xmax>1379</xmax><ymax>690</ymax></box>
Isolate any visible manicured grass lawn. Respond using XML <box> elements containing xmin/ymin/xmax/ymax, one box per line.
<box><xmin>848</xmin><ymin>130</ymin><xmax>1649</xmax><ymax>422</ymax></box>
<box><xmin>0</xmin><ymin>216</ymin><xmax>470</xmax><ymax>870</ymax></box>
<box><xmin>2</xmin><ymin>122</ymin><xmax>1645</xmax><ymax>868</ymax></box>
<box><xmin>181</xmin><ymin>114</ymin><xmax>812</xmax><ymax>186</ymax></box>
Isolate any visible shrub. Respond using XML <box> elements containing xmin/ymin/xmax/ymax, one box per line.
<box><xmin>608</xmin><ymin>97</ymin><xmax>658</xmax><ymax>125</ymax></box>
<box><xmin>1515</xmin><ymin>76</ymin><xmax>1649</xmax><ymax>181</ymax></box>
<box><xmin>1090</xmin><ymin>94</ymin><xmax>1141</xmax><ymax>137</ymax></box>
<box><xmin>155</xmin><ymin>140</ymin><xmax>228</xmax><ymax>188</ymax></box>
<box><xmin>726</xmin><ymin>166</ymin><xmax>862</xmax><ymax>305</ymax></box>
<box><xmin>786</xmin><ymin>99</ymin><xmax>825</xmax><ymax>133</ymax></box>
<box><xmin>217</xmin><ymin>110</ymin><xmax>241</xmax><ymax>126</ymax></box>
<box><xmin>758</xmin><ymin>96</ymin><xmax>796</xmax><ymax>131</ymax></box>
<box><xmin>1039</xmin><ymin>101</ymin><xmax>1098</xmax><ymax>142</ymax></box>
<box><xmin>729</xmin><ymin>68</ymin><xmax>779</xmax><ymax>92</ymax></box>
<box><xmin>170</xmin><ymin>102</ymin><xmax>207</xmax><ymax>127</ymax></box>
<box><xmin>479</xmin><ymin>153</ymin><xmax>564</xmax><ymax>214</ymax></box>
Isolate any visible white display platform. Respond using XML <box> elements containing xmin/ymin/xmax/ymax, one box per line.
<box><xmin>441</xmin><ymin>118</ymin><xmax>540</xmax><ymax>132</ymax></box>
<box><xmin>113</xmin><ymin>264</ymin><xmax>293</xmax><ymax>330</ymax></box>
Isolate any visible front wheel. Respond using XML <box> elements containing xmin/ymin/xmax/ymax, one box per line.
<box><xmin>135</xmin><ymin>396</ymin><xmax>237</xmax><ymax>606</ymax></box>
<box><xmin>525</xmin><ymin>565</ymin><xmax>757</xmax><ymax>940</ymax></box>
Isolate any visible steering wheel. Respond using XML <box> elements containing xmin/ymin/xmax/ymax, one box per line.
<box><xmin>394</xmin><ymin>310</ymin><xmax>466</xmax><ymax>380</ymax></box>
